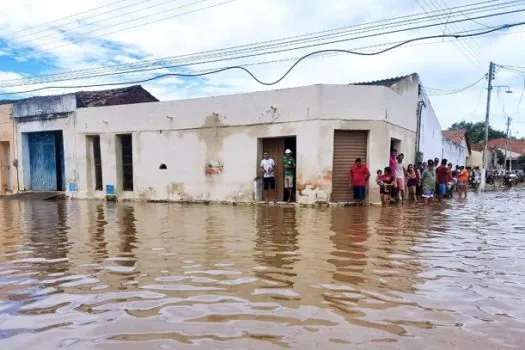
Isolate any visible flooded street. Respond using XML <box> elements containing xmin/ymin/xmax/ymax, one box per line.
<box><xmin>0</xmin><ymin>190</ymin><xmax>525</xmax><ymax>349</ymax></box>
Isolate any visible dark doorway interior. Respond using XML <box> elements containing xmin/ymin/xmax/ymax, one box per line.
<box><xmin>92</xmin><ymin>136</ymin><xmax>103</xmax><ymax>191</ymax></box>
<box><xmin>261</xmin><ymin>136</ymin><xmax>297</xmax><ymax>202</ymax></box>
<box><xmin>119</xmin><ymin>134</ymin><xmax>133</xmax><ymax>191</ymax></box>
<box><xmin>54</xmin><ymin>131</ymin><xmax>65</xmax><ymax>191</ymax></box>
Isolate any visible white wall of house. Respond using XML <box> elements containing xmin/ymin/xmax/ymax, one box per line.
<box><xmin>418</xmin><ymin>98</ymin><xmax>443</xmax><ymax>162</ymax></box>
<box><xmin>72</xmin><ymin>83</ymin><xmax>418</xmax><ymax>203</ymax></box>
<box><xmin>469</xmin><ymin>150</ymin><xmax>483</xmax><ymax>167</ymax></box>
<box><xmin>442</xmin><ymin>138</ymin><xmax>468</xmax><ymax>166</ymax></box>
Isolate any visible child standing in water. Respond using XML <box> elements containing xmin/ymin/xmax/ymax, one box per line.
<box><xmin>421</xmin><ymin>160</ymin><xmax>436</xmax><ymax>205</ymax></box>
<box><xmin>379</xmin><ymin>167</ymin><xmax>395</xmax><ymax>206</ymax></box>
<box><xmin>406</xmin><ymin>164</ymin><xmax>418</xmax><ymax>202</ymax></box>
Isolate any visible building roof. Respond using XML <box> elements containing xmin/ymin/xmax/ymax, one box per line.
<box><xmin>76</xmin><ymin>85</ymin><xmax>158</xmax><ymax>108</ymax></box>
<box><xmin>350</xmin><ymin>73</ymin><xmax>418</xmax><ymax>87</ymax></box>
<box><xmin>442</xmin><ymin>129</ymin><xmax>467</xmax><ymax>146</ymax></box>
<box><xmin>472</xmin><ymin>138</ymin><xmax>525</xmax><ymax>156</ymax></box>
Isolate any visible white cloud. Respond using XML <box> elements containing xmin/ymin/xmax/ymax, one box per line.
<box><xmin>0</xmin><ymin>0</ymin><xmax>524</xmax><ymax>135</ymax></box>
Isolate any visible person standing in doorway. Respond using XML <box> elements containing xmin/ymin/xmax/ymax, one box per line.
<box><xmin>350</xmin><ymin>158</ymin><xmax>370</xmax><ymax>205</ymax></box>
<box><xmin>260</xmin><ymin>151</ymin><xmax>276</xmax><ymax>204</ymax></box>
<box><xmin>283</xmin><ymin>149</ymin><xmax>296</xmax><ymax>203</ymax></box>
<box><xmin>395</xmin><ymin>153</ymin><xmax>406</xmax><ymax>203</ymax></box>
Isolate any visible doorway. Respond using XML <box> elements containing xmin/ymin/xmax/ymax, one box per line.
<box><xmin>27</xmin><ymin>131</ymin><xmax>65</xmax><ymax>191</ymax></box>
<box><xmin>260</xmin><ymin>136</ymin><xmax>297</xmax><ymax>202</ymax></box>
<box><xmin>0</xmin><ymin>142</ymin><xmax>10</xmax><ymax>193</ymax></box>
<box><xmin>390</xmin><ymin>138</ymin><xmax>401</xmax><ymax>153</ymax></box>
<box><xmin>117</xmin><ymin>134</ymin><xmax>133</xmax><ymax>191</ymax></box>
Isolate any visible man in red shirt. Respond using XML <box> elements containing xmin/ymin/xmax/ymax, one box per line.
<box><xmin>349</xmin><ymin>158</ymin><xmax>370</xmax><ymax>205</ymax></box>
<box><xmin>436</xmin><ymin>159</ymin><xmax>452</xmax><ymax>201</ymax></box>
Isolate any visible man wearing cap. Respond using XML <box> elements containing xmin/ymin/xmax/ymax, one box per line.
<box><xmin>283</xmin><ymin>149</ymin><xmax>296</xmax><ymax>203</ymax></box>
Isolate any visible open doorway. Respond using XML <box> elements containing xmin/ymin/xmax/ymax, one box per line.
<box><xmin>390</xmin><ymin>138</ymin><xmax>401</xmax><ymax>154</ymax></box>
<box><xmin>260</xmin><ymin>136</ymin><xmax>297</xmax><ymax>202</ymax></box>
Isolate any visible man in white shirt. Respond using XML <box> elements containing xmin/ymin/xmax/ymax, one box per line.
<box><xmin>260</xmin><ymin>151</ymin><xmax>276</xmax><ymax>204</ymax></box>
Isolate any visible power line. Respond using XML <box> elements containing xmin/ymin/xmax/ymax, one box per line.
<box><xmin>2</xmin><ymin>0</ymin><xmax>139</xmax><ymax>38</ymax></box>
<box><xmin>6</xmin><ymin>0</ymin><xmax>167</xmax><ymax>45</ymax></box>
<box><xmin>2</xmin><ymin>3</ymin><xmax>524</xmax><ymax>89</ymax></box>
<box><xmin>2</xmin><ymin>0</ymin><xmax>521</xmax><ymax>72</ymax></box>
<box><xmin>2</xmin><ymin>21</ymin><xmax>523</xmax><ymax>95</ymax></box>
<box><xmin>415</xmin><ymin>0</ymin><xmax>486</xmax><ymax>67</ymax></box>
<box><xmin>426</xmin><ymin>74</ymin><xmax>487</xmax><ymax>95</ymax></box>
<box><xmin>15</xmin><ymin>0</ymin><xmax>239</xmax><ymax>53</ymax></box>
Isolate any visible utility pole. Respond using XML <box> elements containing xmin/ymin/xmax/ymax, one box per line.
<box><xmin>481</xmin><ymin>61</ymin><xmax>495</xmax><ymax>191</ymax></box>
<box><xmin>509</xmin><ymin>129</ymin><xmax>513</xmax><ymax>172</ymax></box>
<box><xmin>505</xmin><ymin>114</ymin><xmax>511</xmax><ymax>170</ymax></box>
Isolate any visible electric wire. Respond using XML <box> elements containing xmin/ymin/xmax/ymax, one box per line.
<box><xmin>7</xmin><ymin>0</ymin><xmax>172</xmax><ymax>45</ymax></box>
<box><xmin>2</xmin><ymin>0</ymin><xmax>521</xmax><ymax>69</ymax></box>
<box><xmin>1</xmin><ymin>5</ymin><xmax>524</xmax><ymax>89</ymax></box>
<box><xmin>1</xmin><ymin>21</ymin><xmax>522</xmax><ymax>95</ymax></box>
<box><xmin>20</xmin><ymin>0</ymin><xmax>239</xmax><ymax>53</ymax></box>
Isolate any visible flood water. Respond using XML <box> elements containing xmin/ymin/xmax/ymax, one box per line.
<box><xmin>0</xmin><ymin>190</ymin><xmax>524</xmax><ymax>349</ymax></box>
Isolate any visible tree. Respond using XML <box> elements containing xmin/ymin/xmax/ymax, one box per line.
<box><xmin>495</xmin><ymin>149</ymin><xmax>505</xmax><ymax>166</ymax></box>
<box><xmin>518</xmin><ymin>155</ymin><xmax>525</xmax><ymax>170</ymax></box>
<box><xmin>449</xmin><ymin>121</ymin><xmax>506</xmax><ymax>144</ymax></box>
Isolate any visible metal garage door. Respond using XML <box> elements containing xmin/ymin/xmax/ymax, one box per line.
<box><xmin>331</xmin><ymin>130</ymin><xmax>368</xmax><ymax>202</ymax></box>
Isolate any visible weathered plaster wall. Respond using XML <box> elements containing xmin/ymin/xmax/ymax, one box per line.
<box><xmin>15</xmin><ymin>113</ymin><xmax>77</xmax><ymax>191</ymax></box>
<box><xmin>73</xmin><ymin>82</ymin><xmax>418</xmax><ymax>204</ymax></box>
<box><xmin>0</xmin><ymin>104</ymin><xmax>17</xmax><ymax>193</ymax></box>
<box><xmin>12</xmin><ymin>94</ymin><xmax>76</xmax><ymax>119</ymax></box>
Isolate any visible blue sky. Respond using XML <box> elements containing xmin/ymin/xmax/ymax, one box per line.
<box><xmin>1</xmin><ymin>0</ymin><xmax>525</xmax><ymax>135</ymax></box>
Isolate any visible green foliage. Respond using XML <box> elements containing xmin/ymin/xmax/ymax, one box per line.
<box><xmin>449</xmin><ymin>121</ymin><xmax>507</xmax><ymax>144</ymax></box>
<box><xmin>517</xmin><ymin>155</ymin><xmax>525</xmax><ymax>170</ymax></box>
<box><xmin>495</xmin><ymin>149</ymin><xmax>505</xmax><ymax>165</ymax></box>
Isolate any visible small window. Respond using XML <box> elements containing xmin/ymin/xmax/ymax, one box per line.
<box><xmin>159</xmin><ymin>164</ymin><xmax>167</xmax><ymax>170</ymax></box>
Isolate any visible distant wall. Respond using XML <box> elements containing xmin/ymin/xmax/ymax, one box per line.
<box><xmin>442</xmin><ymin>138</ymin><xmax>468</xmax><ymax>166</ymax></box>
<box><xmin>418</xmin><ymin>96</ymin><xmax>443</xmax><ymax>162</ymax></box>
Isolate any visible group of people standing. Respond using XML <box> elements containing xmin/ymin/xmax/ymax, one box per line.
<box><xmin>350</xmin><ymin>149</ymin><xmax>480</xmax><ymax>206</ymax></box>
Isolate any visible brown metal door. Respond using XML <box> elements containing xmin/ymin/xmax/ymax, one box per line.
<box><xmin>262</xmin><ymin>138</ymin><xmax>285</xmax><ymax>201</ymax></box>
<box><xmin>332</xmin><ymin>130</ymin><xmax>368</xmax><ymax>202</ymax></box>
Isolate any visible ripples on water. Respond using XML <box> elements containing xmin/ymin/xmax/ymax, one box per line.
<box><xmin>0</xmin><ymin>190</ymin><xmax>525</xmax><ymax>349</ymax></box>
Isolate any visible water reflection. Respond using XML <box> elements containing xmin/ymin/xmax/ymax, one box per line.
<box><xmin>0</xmin><ymin>190</ymin><xmax>525</xmax><ymax>348</ymax></box>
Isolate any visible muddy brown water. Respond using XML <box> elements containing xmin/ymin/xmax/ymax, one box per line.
<box><xmin>0</xmin><ymin>190</ymin><xmax>524</xmax><ymax>349</ymax></box>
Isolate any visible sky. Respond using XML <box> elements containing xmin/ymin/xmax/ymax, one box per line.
<box><xmin>0</xmin><ymin>0</ymin><xmax>525</xmax><ymax>137</ymax></box>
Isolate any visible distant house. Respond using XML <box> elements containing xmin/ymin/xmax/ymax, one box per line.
<box><xmin>11</xmin><ymin>86</ymin><xmax>157</xmax><ymax>192</ymax></box>
<box><xmin>471</xmin><ymin>138</ymin><xmax>525</xmax><ymax>170</ymax></box>
<box><xmin>442</xmin><ymin>129</ymin><xmax>470</xmax><ymax>166</ymax></box>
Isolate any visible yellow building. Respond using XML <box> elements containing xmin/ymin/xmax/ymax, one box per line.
<box><xmin>0</xmin><ymin>102</ymin><xmax>18</xmax><ymax>195</ymax></box>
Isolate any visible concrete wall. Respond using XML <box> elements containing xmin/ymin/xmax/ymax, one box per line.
<box><xmin>15</xmin><ymin>113</ymin><xmax>77</xmax><ymax>191</ymax></box>
<box><xmin>12</xmin><ymin>94</ymin><xmax>76</xmax><ymax>119</ymax></box>
<box><xmin>0</xmin><ymin>104</ymin><xmax>17</xmax><ymax>194</ymax></box>
<box><xmin>469</xmin><ymin>150</ymin><xmax>483</xmax><ymax>167</ymax></box>
<box><xmin>72</xmin><ymin>83</ymin><xmax>418</xmax><ymax>204</ymax></box>
<box><xmin>418</xmin><ymin>97</ymin><xmax>443</xmax><ymax>162</ymax></box>
<box><xmin>442</xmin><ymin>138</ymin><xmax>468</xmax><ymax>167</ymax></box>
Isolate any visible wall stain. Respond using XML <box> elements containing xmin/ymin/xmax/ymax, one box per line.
<box><xmin>167</xmin><ymin>182</ymin><xmax>192</xmax><ymax>201</ymax></box>
<box><xmin>296</xmin><ymin>170</ymin><xmax>333</xmax><ymax>202</ymax></box>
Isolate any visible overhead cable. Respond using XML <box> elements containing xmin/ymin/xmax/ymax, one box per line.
<box><xmin>2</xmin><ymin>21</ymin><xmax>523</xmax><ymax>95</ymax></box>
<box><xmin>1</xmin><ymin>4</ymin><xmax>524</xmax><ymax>89</ymax></box>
